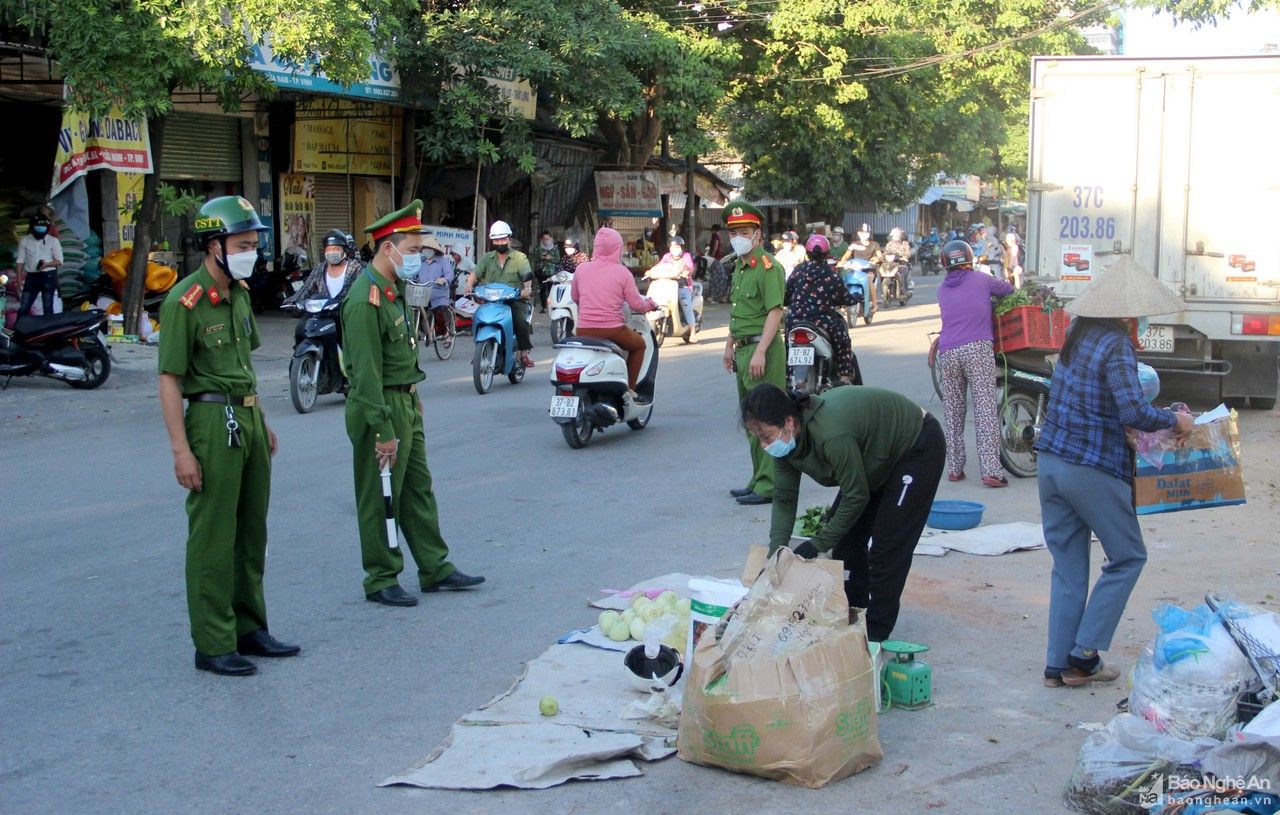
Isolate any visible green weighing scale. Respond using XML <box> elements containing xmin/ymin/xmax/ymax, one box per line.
<box><xmin>879</xmin><ymin>640</ymin><xmax>932</xmax><ymax>711</ymax></box>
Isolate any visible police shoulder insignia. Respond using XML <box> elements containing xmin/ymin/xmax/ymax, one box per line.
<box><xmin>369</xmin><ymin>284</ymin><xmax>381</xmax><ymax>307</ymax></box>
<box><xmin>179</xmin><ymin>284</ymin><xmax>204</xmax><ymax>310</ymax></box>
<box><xmin>762</xmin><ymin>256</ymin><xmax>774</xmax><ymax>270</ymax></box>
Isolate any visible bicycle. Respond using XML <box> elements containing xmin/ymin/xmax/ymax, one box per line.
<box><xmin>405</xmin><ymin>282</ymin><xmax>457</xmax><ymax>361</ymax></box>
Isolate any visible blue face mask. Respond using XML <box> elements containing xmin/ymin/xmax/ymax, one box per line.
<box><xmin>32</xmin><ymin>226</ymin><xmax>48</xmax><ymax>237</ymax></box>
<box><xmin>391</xmin><ymin>244</ymin><xmax>422</xmax><ymax>280</ymax></box>
<box><xmin>1136</xmin><ymin>317</ymin><xmax>1149</xmax><ymax>336</ymax></box>
<box><xmin>762</xmin><ymin>425</ymin><xmax>796</xmax><ymax>458</ymax></box>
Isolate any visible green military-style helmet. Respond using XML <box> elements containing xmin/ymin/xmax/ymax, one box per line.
<box><xmin>194</xmin><ymin>196</ymin><xmax>267</xmax><ymax>246</ymax></box>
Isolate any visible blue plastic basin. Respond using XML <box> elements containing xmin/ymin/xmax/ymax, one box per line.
<box><xmin>927</xmin><ymin>500</ymin><xmax>986</xmax><ymax>531</ymax></box>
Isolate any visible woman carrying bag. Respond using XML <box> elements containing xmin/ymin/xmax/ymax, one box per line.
<box><xmin>1036</xmin><ymin>257</ymin><xmax>1193</xmax><ymax>688</ymax></box>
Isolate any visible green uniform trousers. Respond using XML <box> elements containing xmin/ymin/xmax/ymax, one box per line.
<box><xmin>184</xmin><ymin>402</ymin><xmax>270</xmax><ymax>655</ymax></box>
<box><xmin>735</xmin><ymin>336</ymin><xmax>787</xmax><ymax>498</ymax></box>
<box><xmin>346</xmin><ymin>389</ymin><xmax>454</xmax><ymax>595</ymax></box>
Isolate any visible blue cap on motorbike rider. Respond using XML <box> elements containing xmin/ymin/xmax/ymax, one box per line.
<box><xmin>942</xmin><ymin>239</ymin><xmax>975</xmax><ymax>271</ymax></box>
<box><xmin>323</xmin><ymin>229</ymin><xmax>349</xmax><ymax>266</ymax></box>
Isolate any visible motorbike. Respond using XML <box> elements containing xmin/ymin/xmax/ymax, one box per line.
<box><xmin>836</xmin><ymin>258</ymin><xmax>874</xmax><ymax>326</ymax></box>
<box><xmin>549</xmin><ymin>309</ymin><xmax>657</xmax><ymax>449</ymax></box>
<box><xmin>930</xmin><ymin>345</ymin><xmax>1052</xmax><ymax>478</ymax></box>
<box><xmin>285</xmin><ymin>296</ymin><xmax>347</xmax><ymax>413</ymax></box>
<box><xmin>786</xmin><ymin>321</ymin><xmax>835</xmax><ymax>394</ymax></box>
<box><xmin>547</xmin><ymin>269</ymin><xmax>578</xmax><ymax>345</ymax></box>
<box><xmin>644</xmin><ymin>266</ymin><xmax>703</xmax><ymax>346</ymax></box>
<box><xmin>880</xmin><ymin>252</ymin><xmax>913</xmax><ymax>307</ymax></box>
<box><xmin>0</xmin><ymin>275</ymin><xmax>111</xmax><ymax>389</ymax></box>
<box><xmin>470</xmin><ymin>282</ymin><xmax>528</xmax><ymax>394</ymax></box>
<box><xmin>250</xmin><ymin>252</ymin><xmax>306</xmax><ymax>313</ymax></box>
<box><xmin>918</xmin><ymin>242</ymin><xmax>943</xmax><ymax>275</ymax></box>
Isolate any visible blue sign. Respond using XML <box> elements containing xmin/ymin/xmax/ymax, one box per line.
<box><xmin>248</xmin><ymin>41</ymin><xmax>400</xmax><ymax>102</ymax></box>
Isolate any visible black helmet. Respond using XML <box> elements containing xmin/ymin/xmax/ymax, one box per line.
<box><xmin>942</xmin><ymin>239</ymin><xmax>975</xmax><ymax>270</ymax></box>
<box><xmin>323</xmin><ymin>229</ymin><xmax>349</xmax><ymax>251</ymax></box>
<box><xmin>29</xmin><ymin>212</ymin><xmax>51</xmax><ymax>230</ymax></box>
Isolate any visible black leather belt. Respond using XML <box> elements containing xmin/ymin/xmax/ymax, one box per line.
<box><xmin>384</xmin><ymin>383</ymin><xmax>417</xmax><ymax>393</ymax></box>
<box><xmin>733</xmin><ymin>334</ymin><xmax>763</xmax><ymax>349</ymax></box>
<box><xmin>188</xmin><ymin>392</ymin><xmax>258</xmax><ymax>407</ymax></box>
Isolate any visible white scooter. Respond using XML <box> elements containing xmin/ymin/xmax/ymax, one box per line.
<box><xmin>548</xmin><ymin>310</ymin><xmax>657</xmax><ymax>449</ymax></box>
<box><xmin>644</xmin><ymin>266</ymin><xmax>703</xmax><ymax>346</ymax></box>
<box><xmin>547</xmin><ymin>269</ymin><xmax>577</xmax><ymax>344</ymax></box>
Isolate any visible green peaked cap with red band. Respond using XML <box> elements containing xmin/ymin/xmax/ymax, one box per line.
<box><xmin>724</xmin><ymin>201</ymin><xmax>764</xmax><ymax>228</ymax></box>
<box><xmin>365</xmin><ymin>198</ymin><xmax>428</xmax><ymax>242</ymax></box>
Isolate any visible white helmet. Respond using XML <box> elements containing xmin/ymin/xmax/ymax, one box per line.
<box><xmin>889</xmin><ymin>227</ymin><xmax>904</xmax><ymax>239</ymax></box>
<box><xmin>488</xmin><ymin>220</ymin><xmax>513</xmax><ymax>240</ymax></box>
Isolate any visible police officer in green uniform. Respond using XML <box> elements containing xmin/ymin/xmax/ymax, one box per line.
<box><xmin>721</xmin><ymin>202</ymin><xmax>787</xmax><ymax>506</ymax></box>
<box><xmin>344</xmin><ymin>199</ymin><xmax>485</xmax><ymax>607</ymax></box>
<box><xmin>157</xmin><ymin>196</ymin><xmax>299</xmax><ymax>676</ymax></box>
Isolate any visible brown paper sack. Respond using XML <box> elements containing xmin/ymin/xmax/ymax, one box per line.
<box><xmin>677</xmin><ymin>549</ymin><xmax>884</xmax><ymax>787</ymax></box>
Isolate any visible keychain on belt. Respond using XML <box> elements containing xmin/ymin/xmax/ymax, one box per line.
<box><xmin>224</xmin><ymin>403</ymin><xmax>242</xmax><ymax>448</ymax></box>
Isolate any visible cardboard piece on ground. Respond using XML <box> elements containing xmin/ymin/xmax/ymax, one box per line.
<box><xmin>1134</xmin><ymin>410</ymin><xmax>1246</xmax><ymax>515</ymax></box>
<box><xmin>383</xmin><ymin>642</ymin><xmax>676</xmax><ymax>791</ymax></box>
<box><xmin>917</xmin><ymin>521</ymin><xmax>1047</xmax><ymax>556</ymax></box>
<box><xmin>678</xmin><ymin>549</ymin><xmax>883</xmax><ymax>788</ymax></box>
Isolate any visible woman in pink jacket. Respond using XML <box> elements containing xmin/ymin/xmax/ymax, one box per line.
<box><xmin>571</xmin><ymin>227</ymin><xmax>658</xmax><ymax>400</ymax></box>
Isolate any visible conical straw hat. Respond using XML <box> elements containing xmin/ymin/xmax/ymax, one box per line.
<box><xmin>1065</xmin><ymin>256</ymin><xmax>1185</xmax><ymax>318</ymax></box>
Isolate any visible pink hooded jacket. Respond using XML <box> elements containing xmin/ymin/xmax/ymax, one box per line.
<box><xmin>571</xmin><ymin>228</ymin><xmax>655</xmax><ymax>329</ymax></box>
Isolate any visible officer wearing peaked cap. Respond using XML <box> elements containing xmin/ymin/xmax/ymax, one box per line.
<box><xmin>157</xmin><ymin>195</ymin><xmax>300</xmax><ymax>676</ymax></box>
<box><xmin>343</xmin><ymin>199</ymin><xmax>485</xmax><ymax>607</ymax></box>
<box><xmin>722</xmin><ymin>202</ymin><xmax>787</xmax><ymax>506</ymax></box>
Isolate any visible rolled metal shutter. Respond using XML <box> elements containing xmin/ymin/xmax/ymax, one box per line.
<box><xmin>160</xmin><ymin>113</ymin><xmax>243</xmax><ymax>181</ymax></box>
<box><xmin>311</xmin><ymin>174</ymin><xmax>354</xmax><ymax>238</ymax></box>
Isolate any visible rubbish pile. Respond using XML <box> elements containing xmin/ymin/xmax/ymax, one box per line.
<box><xmin>1065</xmin><ymin>595</ymin><xmax>1280</xmax><ymax>814</ymax></box>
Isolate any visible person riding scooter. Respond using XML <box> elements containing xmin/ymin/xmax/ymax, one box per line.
<box><xmin>882</xmin><ymin>227</ymin><xmax>913</xmax><ymax>302</ymax></box>
<box><xmin>284</xmin><ymin>229</ymin><xmax>362</xmax><ymax>308</ymax></box>
<box><xmin>571</xmin><ymin>227</ymin><xmax>659</xmax><ymax>403</ymax></box>
<box><xmin>840</xmin><ymin>223</ymin><xmax>883</xmax><ymax>314</ymax></box>
<box><xmin>643</xmin><ymin>236</ymin><xmax>699</xmax><ymax>341</ymax></box>
<box><xmin>464</xmin><ymin>220</ymin><xmax>535</xmax><ymax>368</ymax></box>
<box><xmin>785</xmin><ymin>233</ymin><xmax>862</xmax><ymax>385</ymax></box>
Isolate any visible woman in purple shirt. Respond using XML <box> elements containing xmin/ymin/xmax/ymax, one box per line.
<box><xmin>930</xmin><ymin>240</ymin><xmax>1015</xmax><ymax>487</ymax></box>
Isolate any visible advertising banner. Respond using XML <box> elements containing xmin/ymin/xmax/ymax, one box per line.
<box><xmin>279</xmin><ymin>173</ymin><xmax>317</xmax><ymax>262</ymax></box>
<box><xmin>117</xmin><ymin>172</ymin><xmax>146</xmax><ymax>248</ymax></box>
<box><xmin>483</xmin><ymin>66</ymin><xmax>537</xmax><ymax>120</ymax></box>
<box><xmin>422</xmin><ymin>224</ymin><xmax>476</xmax><ymax>264</ymax></box>
<box><xmin>595</xmin><ymin>171</ymin><xmax>662</xmax><ymax>218</ymax></box>
<box><xmin>293</xmin><ymin>99</ymin><xmax>400</xmax><ymax>176</ymax></box>
<box><xmin>248</xmin><ymin>38</ymin><xmax>399</xmax><ymax>102</ymax></box>
<box><xmin>52</xmin><ymin>107</ymin><xmax>152</xmax><ymax>197</ymax></box>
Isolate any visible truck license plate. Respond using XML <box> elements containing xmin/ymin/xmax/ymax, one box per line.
<box><xmin>788</xmin><ymin>347</ymin><xmax>815</xmax><ymax>366</ymax></box>
<box><xmin>1139</xmin><ymin>325</ymin><xmax>1174</xmax><ymax>353</ymax></box>
<box><xmin>549</xmin><ymin>395</ymin><xmax>580</xmax><ymax>418</ymax></box>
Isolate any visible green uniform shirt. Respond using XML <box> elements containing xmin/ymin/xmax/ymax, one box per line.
<box><xmin>770</xmin><ymin>388</ymin><xmax>925</xmax><ymax>553</ymax></box>
<box><xmin>729</xmin><ymin>245</ymin><xmax>785</xmax><ymax>338</ymax></box>
<box><xmin>341</xmin><ymin>268</ymin><xmax>425</xmax><ymax>442</ymax></box>
<box><xmin>474</xmin><ymin>250</ymin><xmax>533</xmax><ymax>289</ymax></box>
<box><xmin>157</xmin><ymin>267</ymin><xmax>260</xmax><ymax>396</ymax></box>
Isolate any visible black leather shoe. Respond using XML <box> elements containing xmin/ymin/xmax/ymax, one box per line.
<box><xmin>729</xmin><ymin>487</ymin><xmax>754</xmax><ymax>498</ymax></box>
<box><xmin>366</xmin><ymin>585</ymin><xmax>419</xmax><ymax>606</ymax></box>
<box><xmin>195</xmin><ymin>651</ymin><xmax>257</xmax><ymax>676</ymax></box>
<box><xmin>422</xmin><ymin>571</ymin><xmax>486</xmax><ymax>592</ymax></box>
<box><xmin>736</xmin><ymin>492</ymin><xmax>772</xmax><ymax>505</ymax></box>
<box><xmin>237</xmin><ymin>629</ymin><xmax>301</xmax><ymax>658</ymax></box>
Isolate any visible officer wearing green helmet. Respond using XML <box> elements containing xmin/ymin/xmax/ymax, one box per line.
<box><xmin>157</xmin><ymin>195</ymin><xmax>300</xmax><ymax>676</ymax></box>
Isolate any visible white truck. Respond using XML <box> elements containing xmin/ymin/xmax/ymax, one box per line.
<box><xmin>1026</xmin><ymin>55</ymin><xmax>1280</xmax><ymax>409</ymax></box>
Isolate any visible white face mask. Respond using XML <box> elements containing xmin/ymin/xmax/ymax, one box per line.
<box><xmin>730</xmin><ymin>235</ymin><xmax>754</xmax><ymax>256</ymax></box>
<box><xmin>565</xmin><ymin>247</ymin><xmax>577</xmax><ymax>256</ymax></box>
<box><xmin>541</xmin><ymin>240</ymin><xmax>553</xmax><ymax>249</ymax></box>
<box><xmin>671</xmin><ymin>247</ymin><xmax>683</xmax><ymax>258</ymax></box>
<box><xmin>222</xmin><ymin>249</ymin><xmax>258</xmax><ymax>280</ymax></box>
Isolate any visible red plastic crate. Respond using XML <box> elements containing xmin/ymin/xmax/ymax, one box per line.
<box><xmin>994</xmin><ymin>306</ymin><xmax>1069</xmax><ymax>352</ymax></box>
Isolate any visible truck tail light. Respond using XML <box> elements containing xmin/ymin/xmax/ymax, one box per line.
<box><xmin>1232</xmin><ymin>314</ymin><xmax>1280</xmax><ymax>336</ymax></box>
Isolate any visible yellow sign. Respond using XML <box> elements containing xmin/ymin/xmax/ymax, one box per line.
<box><xmin>293</xmin><ymin>100</ymin><xmax>401</xmax><ymax>176</ymax></box>
<box><xmin>484</xmin><ymin>66</ymin><xmax>537</xmax><ymax>120</ymax></box>
<box><xmin>53</xmin><ymin>106</ymin><xmax>152</xmax><ymax>197</ymax></box>
<box><xmin>117</xmin><ymin>172</ymin><xmax>146</xmax><ymax>248</ymax></box>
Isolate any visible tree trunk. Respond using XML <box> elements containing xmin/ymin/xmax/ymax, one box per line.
<box><xmin>684</xmin><ymin>154</ymin><xmax>697</xmax><ymax>248</ymax></box>
<box><xmin>399</xmin><ymin>107</ymin><xmax>419</xmax><ymax>208</ymax></box>
<box><xmin>123</xmin><ymin>114</ymin><xmax>166</xmax><ymax>336</ymax></box>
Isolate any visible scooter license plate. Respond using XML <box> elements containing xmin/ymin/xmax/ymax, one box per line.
<box><xmin>549</xmin><ymin>395</ymin><xmax>581</xmax><ymax>418</ymax></box>
<box><xmin>788</xmin><ymin>347</ymin><xmax>815</xmax><ymax>366</ymax></box>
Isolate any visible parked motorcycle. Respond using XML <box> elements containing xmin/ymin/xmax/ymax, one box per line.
<box><xmin>250</xmin><ymin>252</ymin><xmax>306</xmax><ymax>313</ymax></box>
<box><xmin>644</xmin><ymin>265</ymin><xmax>703</xmax><ymax>346</ymax></box>
<box><xmin>470</xmin><ymin>282</ymin><xmax>528</xmax><ymax>394</ymax></box>
<box><xmin>786</xmin><ymin>321</ymin><xmax>835</xmax><ymax>394</ymax></box>
<box><xmin>837</xmin><ymin>258</ymin><xmax>874</xmax><ymax>326</ymax></box>
<box><xmin>549</xmin><ymin>310</ymin><xmax>657</xmax><ymax>449</ymax></box>
<box><xmin>0</xmin><ymin>275</ymin><xmax>111</xmax><ymax>389</ymax></box>
<box><xmin>285</xmin><ymin>296</ymin><xmax>346</xmax><ymax>413</ymax></box>
<box><xmin>880</xmin><ymin>252</ymin><xmax>913</xmax><ymax>307</ymax></box>
<box><xmin>547</xmin><ymin>269</ymin><xmax>578</xmax><ymax>345</ymax></box>
<box><xmin>931</xmin><ymin>345</ymin><xmax>1052</xmax><ymax>478</ymax></box>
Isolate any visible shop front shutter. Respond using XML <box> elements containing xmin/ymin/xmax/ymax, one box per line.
<box><xmin>160</xmin><ymin>113</ymin><xmax>243</xmax><ymax>182</ymax></box>
<box><xmin>312</xmin><ymin>174</ymin><xmax>354</xmax><ymax>241</ymax></box>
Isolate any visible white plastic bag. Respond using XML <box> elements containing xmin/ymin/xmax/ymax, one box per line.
<box><xmin>1129</xmin><ymin>647</ymin><xmax>1259</xmax><ymax>740</ymax></box>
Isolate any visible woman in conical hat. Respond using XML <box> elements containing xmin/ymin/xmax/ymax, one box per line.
<box><xmin>1035</xmin><ymin>257</ymin><xmax>1194</xmax><ymax>689</ymax></box>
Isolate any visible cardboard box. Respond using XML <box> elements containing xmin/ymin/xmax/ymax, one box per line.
<box><xmin>677</xmin><ymin>550</ymin><xmax>883</xmax><ymax>787</ymax></box>
<box><xmin>1134</xmin><ymin>411</ymin><xmax>1245</xmax><ymax>515</ymax></box>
